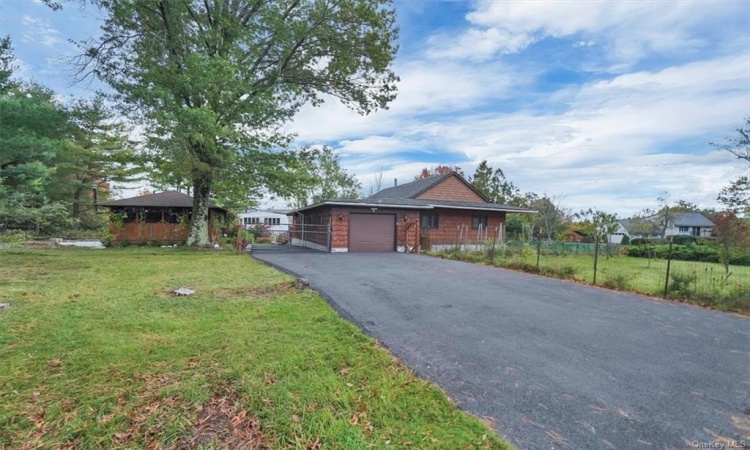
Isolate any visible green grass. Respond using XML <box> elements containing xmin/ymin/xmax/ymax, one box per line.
<box><xmin>0</xmin><ymin>248</ymin><xmax>511</xmax><ymax>449</ymax></box>
<box><xmin>431</xmin><ymin>248</ymin><xmax>750</xmax><ymax>314</ymax></box>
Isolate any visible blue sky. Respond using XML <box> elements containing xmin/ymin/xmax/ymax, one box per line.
<box><xmin>2</xmin><ymin>0</ymin><xmax>749</xmax><ymax>216</ymax></box>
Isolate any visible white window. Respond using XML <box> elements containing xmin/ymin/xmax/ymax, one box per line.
<box><xmin>678</xmin><ymin>226</ymin><xmax>689</xmax><ymax>232</ymax></box>
<box><xmin>264</xmin><ymin>217</ymin><xmax>280</xmax><ymax>226</ymax></box>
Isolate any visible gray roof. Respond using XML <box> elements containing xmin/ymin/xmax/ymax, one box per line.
<box><xmin>671</xmin><ymin>212</ymin><xmax>714</xmax><ymax>227</ymax></box>
<box><xmin>97</xmin><ymin>191</ymin><xmax>227</xmax><ymax>211</ymax></box>
<box><xmin>369</xmin><ymin>172</ymin><xmax>489</xmax><ymax>202</ymax></box>
<box><xmin>291</xmin><ymin>197</ymin><xmax>536</xmax><ymax>213</ymax></box>
<box><xmin>619</xmin><ymin>213</ymin><xmax>714</xmax><ymax>232</ymax></box>
<box><xmin>290</xmin><ymin>171</ymin><xmax>535</xmax><ymax>214</ymax></box>
<box><xmin>368</xmin><ymin>173</ymin><xmax>454</xmax><ymax>200</ymax></box>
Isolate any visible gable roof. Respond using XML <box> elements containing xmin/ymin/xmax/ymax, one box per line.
<box><xmin>368</xmin><ymin>172</ymin><xmax>489</xmax><ymax>202</ymax></box>
<box><xmin>289</xmin><ymin>197</ymin><xmax>537</xmax><ymax>214</ymax></box>
<box><xmin>97</xmin><ymin>191</ymin><xmax>227</xmax><ymax>211</ymax></box>
<box><xmin>671</xmin><ymin>212</ymin><xmax>714</xmax><ymax>227</ymax></box>
<box><xmin>289</xmin><ymin>171</ymin><xmax>536</xmax><ymax>214</ymax></box>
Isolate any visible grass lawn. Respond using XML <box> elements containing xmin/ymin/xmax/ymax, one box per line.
<box><xmin>431</xmin><ymin>249</ymin><xmax>749</xmax><ymax>313</ymax></box>
<box><xmin>0</xmin><ymin>247</ymin><xmax>511</xmax><ymax>449</ymax></box>
<box><xmin>538</xmin><ymin>254</ymin><xmax>748</xmax><ymax>294</ymax></box>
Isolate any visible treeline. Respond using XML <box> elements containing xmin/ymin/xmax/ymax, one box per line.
<box><xmin>0</xmin><ymin>37</ymin><xmax>138</xmax><ymax>236</ymax></box>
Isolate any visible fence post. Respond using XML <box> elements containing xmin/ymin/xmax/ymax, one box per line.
<box><xmin>663</xmin><ymin>237</ymin><xmax>674</xmax><ymax>297</ymax></box>
<box><xmin>536</xmin><ymin>236</ymin><xmax>541</xmax><ymax>269</ymax></box>
<box><xmin>593</xmin><ymin>239</ymin><xmax>600</xmax><ymax>284</ymax></box>
<box><xmin>327</xmin><ymin>221</ymin><xmax>331</xmax><ymax>252</ymax></box>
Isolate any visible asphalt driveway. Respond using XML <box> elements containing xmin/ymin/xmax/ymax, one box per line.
<box><xmin>253</xmin><ymin>252</ymin><xmax>750</xmax><ymax>449</ymax></box>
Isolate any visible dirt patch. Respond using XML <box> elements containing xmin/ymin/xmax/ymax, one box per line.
<box><xmin>174</xmin><ymin>396</ymin><xmax>265</xmax><ymax>450</ymax></box>
<box><xmin>212</xmin><ymin>281</ymin><xmax>297</xmax><ymax>300</ymax></box>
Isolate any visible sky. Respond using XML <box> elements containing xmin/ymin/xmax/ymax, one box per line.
<box><xmin>1</xmin><ymin>0</ymin><xmax>749</xmax><ymax>217</ymax></box>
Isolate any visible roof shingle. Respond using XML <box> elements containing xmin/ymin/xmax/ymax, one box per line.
<box><xmin>97</xmin><ymin>191</ymin><xmax>226</xmax><ymax>211</ymax></box>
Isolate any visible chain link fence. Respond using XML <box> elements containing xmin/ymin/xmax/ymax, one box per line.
<box><xmin>428</xmin><ymin>238</ymin><xmax>750</xmax><ymax>313</ymax></box>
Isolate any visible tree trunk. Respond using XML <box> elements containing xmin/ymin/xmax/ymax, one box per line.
<box><xmin>72</xmin><ymin>187</ymin><xmax>83</xmax><ymax>219</ymax></box>
<box><xmin>187</xmin><ymin>171</ymin><xmax>212</xmax><ymax>247</ymax></box>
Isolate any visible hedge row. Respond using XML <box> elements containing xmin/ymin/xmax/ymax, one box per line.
<box><xmin>625</xmin><ymin>244</ymin><xmax>750</xmax><ymax>265</ymax></box>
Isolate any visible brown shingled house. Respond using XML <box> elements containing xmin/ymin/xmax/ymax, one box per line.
<box><xmin>288</xmin><ymin>172</ymin><xmax>535</xmax><ymax>252</ymax></box>
<box><xmin>97</xmin><ymin>191</ymin><xmax>228</xmax><ymax>244</ymax></box>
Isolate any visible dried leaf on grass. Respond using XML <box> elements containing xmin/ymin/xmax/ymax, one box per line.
<box><xmin>175</xmin><ymin>396</ymin><xmax>265</xmax><ymax>450</ymax></box>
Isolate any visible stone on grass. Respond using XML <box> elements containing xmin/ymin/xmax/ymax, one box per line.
<box><xmin>0</xmin><ymin>302</ymin><xmax>9</xmax><ymax>308</ymax></box>
<box><xmin>294</xmin><ymin>278</ymin><xmax>310</xmax><ymax>290</ymax></box>
<box><xmin>174</xmin><ymin>288</ymin><xmax>196</xmax><ymax>297</ymax></box>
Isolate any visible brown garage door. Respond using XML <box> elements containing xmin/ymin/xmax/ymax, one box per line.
<box><xmin>349</xmin><ymin>213</ymin><xmax>395</xmax><ymax>252</ymax></box>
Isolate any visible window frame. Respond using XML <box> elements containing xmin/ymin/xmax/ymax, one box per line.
<box><xmin>420</xmin><ymin>213</ymin><xmax>439</xmax><ymax>229</ymax></box>
<box><xmin>472</xmin><ymin>215</ymin><xmax>488</xmax><ymax>230</ymax></box>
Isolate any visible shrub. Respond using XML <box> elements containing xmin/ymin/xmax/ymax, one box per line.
<box><xmin>501</xmin><ymin>260</ymin><xmax>541</xmax><ymax>274</ymax></box>
<box><xmin>620</xmin><ymin>235</ymin><xmax>630</xmax><ymax>245</ymax></box>
<box><xmin>0</xmin><ymin>230</ymin><xmax>33</xmax><ymax>244</ymax></box>
<box><xmin>603</xmin><ymin>273</ymin><xmax>633</xmax><ymax>290</ymax></box>
<box><xmin>630</xmin><ymin>238</ymin><xmax>664</xmax><ymax>246</ymax></box>
<box><xmin>715</xmin><ymin>286</ymin><xmax>750</xmax><ymax>312</ymax></box>
<box><xmin>670</xmin><ymin>235</ymin><xmax>698</xmax><ymax>245</ymax></box>
<box><xmin>668</xmin><ymin>272</ymin><xmax>697</xmax><ymax>298</ymax></box>
<box><xmin>247</xmin><ymin>224</ymin><xmax>271</xmax><ymax>239</ymax></box>
<box><xmin>100</xmin><ymin>233</ymin><xmax>115</xmax><ymax>248</ymax></box>
<box><xmin>120</xmin><ymin>238</ymin><xmax>132</xmax><ymax>247</ymax></box>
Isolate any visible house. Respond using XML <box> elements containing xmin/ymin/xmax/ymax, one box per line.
<box><xmin>287</xmin><ymin>172</ymin><xmax>536</xmax><ymax>252</ymax></box>
<box><xmin>237</xmin><ymin>210</ymin><xmax>290</xmax><ymax>234</ymax></box>
<box><xmin>664</xmin><ymin>212</ymin><xmax>715</xmax><ymax>238</ymax></box>
<box><xmin>616</xmin><ymin>212</ymin><xmax>715</xmax><ymax>242</ymax></box>
<box><xmin>97</xmin><ymin>191</ymin><xmax>228</xmax><ymax>244</ymax></box>
<box><xmin>609</xmin><ymin>221</ymin><xmax>632</xmax><ymax>244</ymax></box>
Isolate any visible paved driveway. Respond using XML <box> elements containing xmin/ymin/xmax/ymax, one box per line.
<box><xmin>253</xmin><ymin>252</ymin><xmax>750</xmax><ymax>449</ymax></box>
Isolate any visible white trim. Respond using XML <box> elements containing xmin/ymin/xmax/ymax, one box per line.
<box><xmin>331</xmin><ymin>247</ymin><xmax>348</xmax><ymax>253</ymax></box>
<box><xmin>432</xmin><ymin>205</ymin><xmax>537</xmax><ymax>213</ymax></box>
<box><xmin>292</xmin><ymin>201</ymin><xmax>536</xmax><ymax>214</ymax></box>
<box><xmin>292</xmin><ymin>201</ymin><xmax>433</xmax><ymax>213</ymax></box>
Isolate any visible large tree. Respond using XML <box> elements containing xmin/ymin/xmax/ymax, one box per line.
<box><xmin>415</xmin><ymin>165</ymin><xmax>464</xmax><ymax>180</ymax></box>
<box><xmin>470</xmin><ymin>160</ymin><xmax>524</xmax><ymax>205</ymax></box>
<box><xmin>287</xmin><ymin>146</ymin><xmax>360</xmax><ymax>208</ymax></box>
<box><xmin>715</xmin><ymin>118</ymin><xmax>750</xmax><ymax>215</ymax></box>
<box><xmin>0</xmin><ymin>37</ymin><xmax>71</xmax><ymax>233</ymax></box>
<box><xmin>529</xmin><ymin>194</ymin><xmax>569</xmax><ymax>241</ymax></box>
<box><xmin>712</xmin><ymin>211</ymin><xmax>748</xmax><ymax>275</ymax></box>
<box><xmin>80</xmin><ymin>0</ymin><xmax>398</xmax><ymax>246</ymax></box>
<box><xmin>49</xmin><ymin>97</ymin><xmax>140</xmax><ymax>224</ymax></box>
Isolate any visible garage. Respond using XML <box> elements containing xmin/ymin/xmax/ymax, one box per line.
<box><xmin>348</xmin><ymin>213</ymin><xmax>395</xmax><ymax>252</ymax></box>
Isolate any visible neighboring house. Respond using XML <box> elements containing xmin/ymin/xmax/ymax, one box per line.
<box><xmin>617</xmin><ymin>212</ymin><xmax>715</xmax><ymax>241</ymax></box>
<box><xmin>97</xmin><ymin>191</ymin><xmax>228</xmax><ymax>244</ymax></box>
<box><xmin>237</xmin><ymin>210</ymin><xmax>290</xmax><ymax>234</ymax></box>
<box><xmin>287</xmin><ymin>172</ymin><xmax>536</xmax><ymax>252</ymax></box>
<box><xmin>608</xmin><ymin>222</ymin><xmax>632</xmax><ymax>244</ymax></box>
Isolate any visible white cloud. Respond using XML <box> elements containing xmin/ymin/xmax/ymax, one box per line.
<box><xmin>288</xmin><ymin>58</ymin><xmax>529</xmax><ymax>142</ymax></box>
<box><xmin>21</xmin><ymin>14</ymin><xmax>62</xmax><ymax>47</ymax></box>
<box><xmin>427</xmin><ymin>1</ymin><xmax>746</xmax><ymax>65</ymax></box>
<box><xmin>293</xmin><ymin>51</ymin><xmax>749</xmax><ymax>216</ymax></box>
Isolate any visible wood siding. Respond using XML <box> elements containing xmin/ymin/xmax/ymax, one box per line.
<box><xmin>109</xmin><ymin>209</ymin><xmax>223</xmax><ymax>244</ymax></box>
<box><xmin>421</xmin><ymin>209</ymin><xmax>506</xmax><ymax>245</ymax></box>
<box><xmin>416</xmin><ymin>175</ymin><xmax>485</xmax><ymax>202</ymax></box>
<box><xmin>291</xmin><ymin>205</ymin><xmax>506</xmax><ymax>251</ymax></box>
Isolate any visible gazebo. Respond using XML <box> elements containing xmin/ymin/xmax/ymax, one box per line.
<box><xmin>97</xmin><ymin>191</ymin><xmax>228</xmax><ymax>244</ymax></box>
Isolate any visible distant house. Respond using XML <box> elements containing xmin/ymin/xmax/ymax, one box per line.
<box><xmin>97</xmin><ymin>191</ymin><xmax>228</xmax><ymax>244</ymax></box>
<box><xmin>237</xmin><ymin>210</ymin><xmax>290</xmax><ymax>234</ymax></box>
<box><xmin>616</xmin><ymin>212</ymin><xmax>715</xmax><ymax>242</ymax></box>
